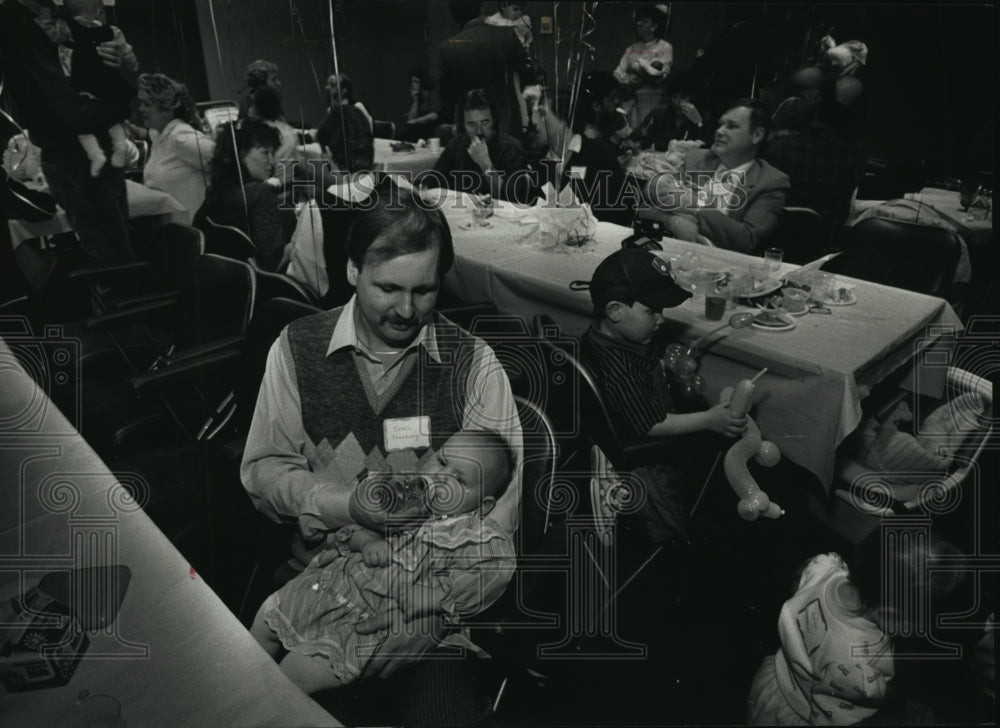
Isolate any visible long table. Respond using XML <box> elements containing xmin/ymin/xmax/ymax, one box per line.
<box><xmin>0</xmin><ymin>333</ymin><xmax>341</xmax><ymax>727</ymax></box>
<box><xmin>443</xmin><ymin>196</ymin><xmax>962</xmax><ymax>489</ymax></box>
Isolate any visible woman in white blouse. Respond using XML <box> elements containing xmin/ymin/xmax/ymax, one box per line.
<box><xmin>131</xmin><ymin>74</ymin><xmax>214</xmax><ymax>223</ymax></box>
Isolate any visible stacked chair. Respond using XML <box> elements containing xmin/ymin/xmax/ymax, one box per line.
<box><xmin>48</xmin><ymin>221</ymin><xmax>323</xmax><ymax>618</ymax></box>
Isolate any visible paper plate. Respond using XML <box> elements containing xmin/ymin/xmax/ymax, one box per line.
<box><xmin>458</xmin><ymin>220</ymin><xmax>495</xmax><ymax>230</ymax></box>
<box><xmin>739</xmin><ymin>278</ymin><xmax>784</xmax><ymax>298</ymax></box>
<box><xmin>751</xmin><ymin>311</ymin><xmax>797</xmax><ymax>332</ymax></box>
<box><xmin>751</xmin><ymin>295</ymin><xmax>810</xmax><ymax>317</ymax></box>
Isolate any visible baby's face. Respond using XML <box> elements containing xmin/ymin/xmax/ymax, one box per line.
<box><xmin>420</xmin><ymin>432</ymin><xmax>506</xmax><ymax>516</ymax></box>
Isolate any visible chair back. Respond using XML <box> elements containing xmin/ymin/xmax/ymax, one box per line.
<box><xmin>253</xmin><ymin>268</ymin><xmax>318</xmax><ymax>316</ymax></box>
<box><xmin>532</xmin><ymin>315</ymin><xmax>621</xmax><ymax>465</ymax></box>
<box><xmin>769</xmin><ymin>206</ymin><xmax>831</xmax><ymax>264</ymax></box>
<box><xmin>233</xmin><ymin>297</ymin><xmax>321</xmax><ymax>434</ymax></box>
<box><xmin>826</xmin><ymin>216</ymin><xmax>962</xmax><ymax>297</ymax></box>
<box><xmin>178</xmin><ymin>254</ymin><xmax>256</xmax><ymax>349</ymax></box>
<box><xmin>372</xmin><ymin>120</ymin><xmax>395</xmax><ymax>140</ymax></box>
<box><xmin>197</xmin><ymin>101</ymin><xmax>240</xmax><ymax>134</ymax></box>
<box><xmin>152</xmin><ymin>223</ymin><xmax>204</xmax><ymax>293</ymax></box>
<box><xmin>467</xmin><ymin>314</ymin><xmax>543</xmax><ymax>401</ymax></box>
<box><xmin>202</xmin><ymin>217</ymin><xmax>258</xmax><ymax>264</ymax></box>
<box><xmin>513</xmin><ymin>395</ymin><xmax>559</xmax><ymax>556</ymax></box>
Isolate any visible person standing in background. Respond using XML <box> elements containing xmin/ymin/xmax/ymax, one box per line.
<box><xmin>613</xmin><ymin>4</ymin><xmax>673</xmax><ymax>130</ymax></box>
<box><xmin>0</xmin><ymin>0</ymin><xmax>138</xmax><ymax>269</ymax></box>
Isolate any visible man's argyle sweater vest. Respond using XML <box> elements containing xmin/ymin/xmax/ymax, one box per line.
<box><xmin>286</xmin><ymin>308</ymin><xmax>474</xmax><ymax>463</ymax></box>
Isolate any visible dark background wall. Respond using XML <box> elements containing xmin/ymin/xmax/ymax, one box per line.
<box><xmin>115</xmin><ymin>1</ymin><xmax>993</xmax><ymax>182</ymax></box>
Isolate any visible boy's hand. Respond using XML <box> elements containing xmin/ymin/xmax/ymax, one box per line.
<box><xmin>706</xmin><ymin>402</ymin><xmax>748</xmax><ymax>438</ymax></box>
<box><xmin>362</xmin><ymin>540</ymin><xmax>390</xmax><ymax>567</ymax></box>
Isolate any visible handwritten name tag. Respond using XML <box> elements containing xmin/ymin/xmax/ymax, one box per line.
<box><xmin>383</xmin><ymin>416</ymin><xmax>431</xmax><ymax>451</ymax></box>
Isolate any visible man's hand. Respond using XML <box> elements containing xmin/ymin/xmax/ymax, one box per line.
<box><xmin>705</xmin><ymin>401</ymin><xmax>748</xmax><ymax>438</ymax></box>
<box><xmin>666</xmin><ymin>213</ymin><xmax>700</xmax><ymax>242</ymax></box>
<box><xmin>96</xmin><ymin>29</ymin><xmax>138</xmax><ymax>72</ymax></box>
<box><xmin>354</xmin><ymin>610</ymin><xmax>447</xmax><ymax>680</ymax></box>
<box><xmin>96</xmin><ymin>40</ymin><xmax>127</xmax><ymax>68</ymax></box>
<box><xmin>467</xmin><ymin>136</ymin><xmax>493</xmax><ymax>172</ymax></box>
<box><xmin>362</xmin><ymin>539</ymin><xmax>390</xmax><ymax>567</ymax></box>
<box><xmin>348</xmin><ymin>482</ymin><xmax>389</xmax><ymax>534</ymax></box>
<box><xmin>297</xmin><ymin>513</ymin><xmax>328</xmax><ymax>543</ymax></box>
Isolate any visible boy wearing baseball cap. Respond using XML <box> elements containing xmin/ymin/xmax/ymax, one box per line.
<box><xmin>575</xmin><ymin>248</ymin><xmax>747</xmax><ymax>543</ymax></box>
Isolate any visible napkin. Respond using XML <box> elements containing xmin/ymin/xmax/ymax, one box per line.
<box><xmin>535</xmin><ymin>182</ymin><xmax>597</xmax><ymax>248</ymax></box>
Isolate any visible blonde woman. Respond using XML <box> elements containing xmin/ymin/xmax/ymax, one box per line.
<box><xmin>130</xmin><ymin>73</ymin><xmax>214</xmax><ymax>223</ymax></box>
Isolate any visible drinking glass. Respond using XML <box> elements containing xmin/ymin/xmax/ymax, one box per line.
<box><xmin>764</xmin><ymin>247</ymin><xmax>784</xmax><ymax>274</ymax></box>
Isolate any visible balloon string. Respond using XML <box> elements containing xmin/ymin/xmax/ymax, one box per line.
<box><xmin>207</xmin><ymin>0</ymin><xmax>249</xmax><ymax>224</ymax></box>
<box><xmin>327</xmin><ymin>0</ymin><xmax>353</xmax><ymax>205</ymax></box>
<box><xmin>206</xmin><ymin>0</ymin><xmax>227</xmax><ymax>89</ymax></box>
<box><xmin>289</xmin><ymin>0</ymin><xmax>325</xmax><ymax>105</ymax></box>
<box><xmin>749</xmin><ymin>367</ymin><xmax>768</xmax><ymax>385</ymax></box>
<box><xmin>563</xmin><ymin>2</ymin><xmax>597</xmax><ymax>173</ymax></box>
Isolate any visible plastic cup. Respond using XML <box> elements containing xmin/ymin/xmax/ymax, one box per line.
<box><xmin>764</xmin><ymin>247</ymin><xmax>784</xmax><ymax>274</ymax></box>
<box><xmin>812</xmin><ymin>272</ymin><xmax>835</xmax><ymax>302</ymax></box>
<box><xmin>782</xmin><ymin>287</ymin><xmax>809</xmax><ymax>314</ymax></box>
<box><xmin>470</xmin><ymin>205</ymin><xmax>490</xmax><ymax>227</ymax></box>
<box><xmin>428</xmin><ymin>138</ymin><xmax>441</xmax><ymax>153</ymax></box>
<box><xmin>705</xmin><ymin>294</ymin><xmax>727</xmax><ymax>321</ymax></box>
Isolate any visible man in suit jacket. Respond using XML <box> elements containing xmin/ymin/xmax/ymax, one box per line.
<box><xmin>648</xmin><ymin>98</ymin><xmax>790</xmax><ymax>253</ymax></box>
<box><xmin>438</xmin><ymin>1</ymin><xmax>529</xmax><ymax>136</ymax></box>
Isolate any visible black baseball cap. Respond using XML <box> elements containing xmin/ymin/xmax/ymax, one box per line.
<box><xmin>571</xmin><ymin>249</ymin><xmax>692</xmax><ymax>312</ymax></box>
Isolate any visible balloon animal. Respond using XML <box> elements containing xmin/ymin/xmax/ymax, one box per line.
<box><xmin>720</xmin><ymin>378</ymin><xmax>784</xmax><ymax>520</ymax></box>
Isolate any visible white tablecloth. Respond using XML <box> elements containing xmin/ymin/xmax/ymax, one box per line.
<box><xmin>0</xmin><ymin>334</ymin><xmax>341</xmax><ymax>727</ymax></box>
<box><xmin>445</xmin><ymin>197</ymin><xmax>962</xmax><ymax>488</ymax></box>
<box><xmin>8</xmin><ymin>181</ymin><xmax>187</xmax><ymax>249</ymax></box>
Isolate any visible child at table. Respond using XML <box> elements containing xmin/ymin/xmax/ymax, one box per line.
<box><xmin>573</xmin><ymin>249</ymin><xmax>748</xmax><ymax>543</ymax></box>
<box><xmin>63</xmin><ymin>0</ymin><xmax>137</xmax><ymax>177</ymax></box>
<box><xmin>250</xmin><ymin>430</ymin><xmax>516</xmax><ymax>692</ymax></box>
<box><xmin>746</xmin><ymin>532</ymin><xmax>966</xmax><ymax>725</ymax></box>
